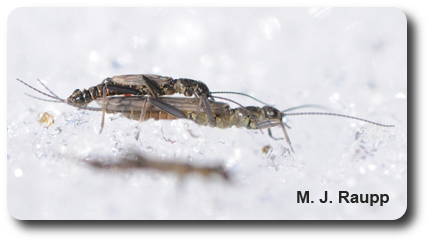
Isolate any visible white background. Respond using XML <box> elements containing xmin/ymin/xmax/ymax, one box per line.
<box><xmin>0</xmin><ymin>0</ymin><xmax>420</xmax><ymax>243</ymax></box>
<box><xmin>7</xmin><ymin>7</ymin><xmax>405</xmax><ymax>219</ymax></box>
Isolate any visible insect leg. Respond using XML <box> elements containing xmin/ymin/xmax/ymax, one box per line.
<box><xmin>268</xmin><ymin>128</ymin><xmax>284</xmax><ymax>140</ymax></box>
<box><xmin>279</xmin><ymin>123</ymin><xmax>294</xmax><ymax>153</ymax></box>
<box><xmin>199</xmin><ymin>94</ymin><xmax>215</xmax><ymax>127</ymax></box>
<box><xmin>257</xmin><ymin>119</ymin><xmax>294</xmax><ymax>153</ymax></box>
<box><xmin>134</xmin><ymin>98</ymin><xmax>148</xmax><ymax>141</ymax></box>
<box><xmin>148</xmin><ymin>97</ymin><xmax>188</xmax><ymax>119</ymax></box>
<box><xmin>194</xmin><ymin>93</ymin><xmax>203</xmax><ymax>123</ymax></box>
<box><xmin>138</xmin><ymin>98</ymin><xmax>148</xmax><ymax>122</ymax></box>
<box><xmin>99</xmin><ymin>85</ymin><xmax>107</xmax><ymax>134</ymax></box>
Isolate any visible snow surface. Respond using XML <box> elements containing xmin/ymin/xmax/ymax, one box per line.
<box><xmin>7</xmin><ymin>8</ymin><xmax>406</xmax><ymax>220</ymax></box>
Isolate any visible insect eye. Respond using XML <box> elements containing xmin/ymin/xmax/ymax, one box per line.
<box><xmin>262</xmin><ymin>106</ymin><xmax>281</xmax><ymax>119</ymax></box>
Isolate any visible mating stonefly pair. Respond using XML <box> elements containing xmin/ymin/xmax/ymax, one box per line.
<box><xmin>66</xmin><ymin>74</ymin><xmax>269</xmax><ymax>131</ymax></box>
<box><xmin>17</xmin><ymin>77</ymin><xmax>394</xmax><ymax>153</ymax></box>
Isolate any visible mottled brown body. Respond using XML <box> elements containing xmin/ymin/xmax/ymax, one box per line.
<box><xmin>67</xmin><ymin>74</ymin><xmax>211</xmax><ymax>106</ymax></box>
<box><xmin>96</xmin><ymin>96</ymin><xmax>277</xmax><ymax>130</ymax></box>
<box><xmin>17</xmin><ymin>78</ymin><xmax>393</xmax><ymax>154</ymax></box>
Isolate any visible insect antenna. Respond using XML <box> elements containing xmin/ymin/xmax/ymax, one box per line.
<box><xmin>210</xmin><ymin>91</ymin><xmax>271</xmax><ymax>106</ymax></box>
<box><xmin>282</xmin><ymin>104</ymin><xmax>333</xmax><ymax>113</ymax></box>
<box><xmin>282</xmin><ymin>111</ymin><xmax>394</xmax><ymax>127</ymax></box>
<box><xmin>16</xmin><ymin>78</ymin><xmax>103</xmax><ymax>112</ymax></box>
<box><xmin>210</xmin><ymin>95</ymin><xmax>246</xmax><ymax>108</ymax></box>
<box><xmin>25</xmin><ymin>93</ymin><xmax>62</xmax><ymax>103</ymax></box>
<box><xmin>17</xmin><ymin>78</ymin><xmax>62</xmax><ymax>102</ymax></box>
<box><xmin>281</xmin><ymin>105</ymin><xmax>332</xmax><ymax>129</ymax></box>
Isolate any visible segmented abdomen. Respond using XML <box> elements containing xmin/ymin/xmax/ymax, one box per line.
<box><xmin>122</xmin><ymin>110</ymin><xmax>180</xmax><ymax>121</ymax></box>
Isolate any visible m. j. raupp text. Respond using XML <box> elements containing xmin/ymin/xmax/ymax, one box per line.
<box><xmin>297</xmin><ymin>191</ymin><xmax>389</xmax><ymax>206</ymax></box>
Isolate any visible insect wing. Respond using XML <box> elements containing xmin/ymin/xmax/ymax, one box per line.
<box><xmin>144</xmin><ymin>74</ymin><xmax>174</xmax><ymax>86</ymax></box>
<box><xmin>97</xmin><ymin>97</ymin><xmax>231</xmax><ymax>116</ymax></box>
<box><xmin>148</xmin><ymin>97</ymin><xmax>188</xmax><ymax>119</ymax></box>
<box><xmin>95</xmin><ymin>96</ymin><xmax>149</xmax><ymax>112</ymax></box>
<box><xmin>111</xmin><ymin>74</ymin><xmax>173</xmax><ymax>87</ymax></box>
<box><xmin>206</xmin><ymin>99</ymin><xmax>231</xmax><ymax>117</ymax></box>
<box><xmin>151</xmin><ymin>97</ymin><xmax>230</xmax><ymax>116</ymax></box>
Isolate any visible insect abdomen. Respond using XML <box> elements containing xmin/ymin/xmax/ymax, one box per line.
<box><xmin>121</xmin><ymin>110</ymin><xmax>180</xmax><ymax>121</ymax></box>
